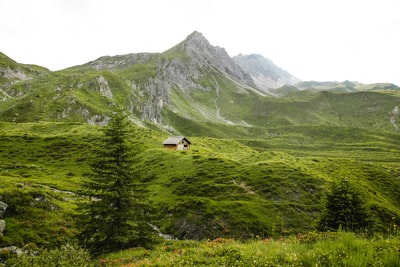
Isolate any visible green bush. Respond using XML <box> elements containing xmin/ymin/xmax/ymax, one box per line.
<box><xmin>5</xmin><ymin>244</ymin><xmax>91</xmax><ymax>267</ymax></box>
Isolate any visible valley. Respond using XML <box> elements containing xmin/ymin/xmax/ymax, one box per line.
<box><xmin>1</xmin><ymin>31</ymin><xmax>400</xmax><ymax>265</ymax></box>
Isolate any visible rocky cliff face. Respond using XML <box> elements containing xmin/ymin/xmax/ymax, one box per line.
<box><xmin>82</xmin><ymin>31</ymin><xmax>261</xmax><ymax>123</ymax></box>
<box><xmin>170</xmin><ymin>31</ymin><xmax>256</xmax><ymax>87</ymax></box>
<box><xmin>0</xmin><ymin>66</ymin><xmax>28</xmax><ymax>101</ymax></box>
<box><xmin>233</xmin><ymin>54</ymin><xmax>300</xmax><ymax>93</ymax></box>
<box><xmin>0</xmin><ymin>32</ymin><xmax>303</xmax><ymax>125</ymax></box>
<box><xmin>0</xmin><ymin>201</ymin><xmax>7</xmax><ymax>237</ymax></box>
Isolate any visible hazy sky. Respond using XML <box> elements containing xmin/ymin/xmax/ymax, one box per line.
<box><xmin>1</xmin><ymin>0</ymin><xmax>399</xmax><ymax>85</ymax></box>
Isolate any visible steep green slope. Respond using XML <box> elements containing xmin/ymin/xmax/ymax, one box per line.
<box><xmin>235</xmin><ymin>90</ymin><xmax>399</xmax><ymax>130</ymax></box>
<box><xmin>0</xmin><ymin>122</ymin><xmax>96</xmax><ymax>247</ymax></box>
<box><xmin>1</xmin><ymin>122</ymin><xmax>399</xmax><ymax>248</ymax></box>
<box><xmin>139</xmin><ymin>133</ymin><xmax>400</xmax><ymax>238</ymax></box>
<box><xmin>0</xmin><ymin>69</ymin><xmax>140</xmax><ymax>123</ymax></box>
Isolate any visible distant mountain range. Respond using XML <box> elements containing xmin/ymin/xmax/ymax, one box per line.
<box><xmin>1</xmin><ymin>31</ymin><xmax>399</xmax><ymax>133</ymax></box>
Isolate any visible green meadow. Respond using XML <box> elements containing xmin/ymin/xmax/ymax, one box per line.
<box><xmin>1</xmin><ymin>121</ymin><xmax>399</xmax><ymax>255</ymax></box>
<box><xmin>1</xmin><ymin>50</ymin><xmax>400</xmax><ymax>265</ymax></box>
<box><xmin>8</xmin><ymin>232</ymin><xmax>400</xmax><ymax>266</ymax></box>
<box><xmin>92</xmin><ymin>232</ymin><xmax>400</xmax><ymax>267</ymax></box>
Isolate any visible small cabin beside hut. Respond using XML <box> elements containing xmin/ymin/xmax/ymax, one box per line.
<box><xmin>163</xmin><ymin>136</ymin><xmax>191</xmax><ymax>150</ymax></box>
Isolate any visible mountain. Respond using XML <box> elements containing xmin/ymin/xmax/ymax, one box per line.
<box><xmin>233</xmin><ymin>53</ymin><xmax>300</xmax><ymax>93</ymax></box>
<box><xmin>61</xmin><ymin>31</ymin><xmax>261</xmax><ymax>125</ymax></box>
<box><xmin>166</xmin><ymin>31</ymin><xmax>256</xmax><ymax>87</ymax></box>
<box><xmin>0</xmin><ymin>31</ymin><xmax>399</xmax><ymax>132</ymax></box>
<box><xmin>1</xmin><ymin>32</ymin><xmax>400</xmax><ymax>249</ymax></box>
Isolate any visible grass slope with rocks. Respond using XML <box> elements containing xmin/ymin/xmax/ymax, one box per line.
<box><xmin>1</xmin><ymin>119</ymin><xmax>399</xmax><ymax>251</ymax></box>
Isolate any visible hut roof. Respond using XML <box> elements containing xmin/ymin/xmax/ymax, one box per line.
<box><xmin>162</xmin><ymin>136</ymin><xmax>191</xmax><ymax>145</ymax></box>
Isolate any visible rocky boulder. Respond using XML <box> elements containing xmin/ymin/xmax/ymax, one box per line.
<box><xmin>0</xmin><ymin>220</ymin><xmax>5</xmax><ymax>235</ymax></box>
<box><xmin>0</xmin><ymin>201</ymin><xmax>7</xmax><ymax>218</ymax></box>
<box><xmin>0</xmin><ymin>201</ymin><xmax>7</xmax><ymax>237</ymax></box>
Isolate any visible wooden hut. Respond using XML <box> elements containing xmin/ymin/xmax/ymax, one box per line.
<box><xmin>162</xmin><ymin>136</ymin><xmax>191</xmax><ymax>150</ymax></box>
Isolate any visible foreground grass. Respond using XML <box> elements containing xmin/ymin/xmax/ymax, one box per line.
<box><xmin>94</xmin><ymin>232</ymin><xmax>400</xmax><ymax>267</ymax></box>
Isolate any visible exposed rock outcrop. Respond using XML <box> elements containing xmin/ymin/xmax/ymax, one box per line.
<box><xmin>0</xmin><ymin>220</ymin><xmax>5</xmax><ymax>235</ymax></box>
<box><xmin>136</xmin><ymin>77</ymin><xmax>168</xmax><ymax>123</ymax></box>
<box><xmin>0</xmin><ymin>201</ymin><xmax>7</xmax><ymax>237</ymax></box>
<box><xmin>0</xmin><ymin>201</ymin><xmax>7</xmax><ymax>218</ymax></box>
<box><xmin>233</xmin><ymin>54</ymin><xmax>300</xmax><ymax>93</ymax></box>
<box><xmin>95</xmin><ymin>76</ymin><xmax>113</xmax><ymax>98</ymax></box>
<box><xmin>389</xmin><ymin>106</ymin><xmax>399</xmax><ymax>130</ymax></box>
<box><xmin>0</xmin><ymin>67</ymin><xmax>29</xmax><ymax>85</ymax></box>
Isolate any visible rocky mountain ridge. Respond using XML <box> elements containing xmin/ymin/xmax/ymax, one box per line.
<box><xmin>233</xmin><ymin>53</ymin><xmax>300</xmax><ymax>93</ymax></box>
<box><xmin>0</xmin><ymin>32</ymin><xmax>399</xmax><ymax>132</ymax></box>
<box><xmin>172</xmin><ymin>31</ymin><xmax>256</xmax><ymax>87</ymax></box>
<box><xmin>80</xmin><ymin>31</ymin><xmax>290</xmax><ymax>94</ymax></box>
<box><xmin>76</xmin><ymin>31</ymin><xmax>272</xmax><ymax>124</ymax></box>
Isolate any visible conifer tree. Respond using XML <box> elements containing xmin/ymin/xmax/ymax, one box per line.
<box><xmin>76</xmin><ymin>108</ymin><xmax>158</xmax><ymax>255</ymax></box>
<box><xmin>317</xmin><ymin>178</ymin><xmax>370</xmax><ymax>232</ymax></box>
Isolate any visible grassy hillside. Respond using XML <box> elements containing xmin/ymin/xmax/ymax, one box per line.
<box><xmin>1</xmin><ymin>121</ymin><xmax>399</xmax><ymax>249</ymax></box>
<box><xmin>165</xmin><ymin>85</ymin><xmax>400</xmax><ymax>135</ymax></box>
<box><xmin>1</xmin><ymin>51</ymin><xmax>400</xmax><ymax>260</ymax></box>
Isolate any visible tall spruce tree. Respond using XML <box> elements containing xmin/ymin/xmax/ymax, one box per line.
<box><xmin>76</xmin><ymin>109</ymin><xmax>158</xmax><ymax>255</ymax></box>
<box><xmin>317</xmin><ymin>178</ymin><xmax>370</xmax><ymax>232</ymax></box>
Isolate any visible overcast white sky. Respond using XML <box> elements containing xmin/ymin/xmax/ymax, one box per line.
<box><xmin>1</xmin><ymin>0</ymin><xmax>399</xmax><ymax>85</ymax></box>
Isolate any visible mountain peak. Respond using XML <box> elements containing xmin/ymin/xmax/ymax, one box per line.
<box><xmin>167</xmin><ymin>32</ymin><xmax>255</xmax><ymax>87</ymax></box>
<box><xmin>181</xmin><ymin>31</ymin><xmax>213</xmax><ymax>56</ymax></box>
<box><xmin>186</xmin><ymin>31</ymin><xmax>205</xmax><ymax>40</ymax></box>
